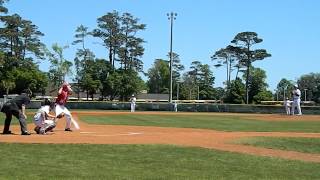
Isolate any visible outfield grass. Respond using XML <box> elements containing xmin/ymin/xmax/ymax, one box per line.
<box><xmin>234</xmin><ymin>137</ymin><xmax>320</xmax><ymax>154</ymax></box>
<box><xmin>79</xmin><ymin>114</ymin><xmax>320</xmax><ymax>132</ymax></box>
<box><xmin>0</xmin><ymin>113</ymin><xmax>34</xmax><ymax>126</ymax></box>
<box><xmin>0</xmin><ymin>143</ymin><xmax>319</xmax><ymax>179</ymax></box>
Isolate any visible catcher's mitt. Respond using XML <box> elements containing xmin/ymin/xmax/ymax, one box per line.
<box><xmin>56</xmin><ymin>112</ymin><xmax>65</xmax><ymax>119</ymax></box>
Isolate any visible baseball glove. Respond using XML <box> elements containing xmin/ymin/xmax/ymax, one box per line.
<box><xmin>56</xmin><ymin>113</ymin><xmax>65</xmax><ymax>119</ymax></box>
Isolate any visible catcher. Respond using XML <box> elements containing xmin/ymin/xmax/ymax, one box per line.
<box><xmin>33</xmin><ymin>99</ymin><xmax>56</xmax><ymax>134</ymax></box>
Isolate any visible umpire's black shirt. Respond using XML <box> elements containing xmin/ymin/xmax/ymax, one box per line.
<box><xmin>1</xmin><ymin>94</ymin><xmax>30</xmax><ymax>112</ymax></box>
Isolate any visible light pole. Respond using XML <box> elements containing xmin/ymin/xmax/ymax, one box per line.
<box><xmin>167</xmin><ymin>12</ymin><xmax>177</xmax><ymax>103</ymax></box>
<box><xmin>304</xmin><ymin>89</ymin><xmax>308</xmax><ymax>101</ymax></box>
<box><xmin>197</xmin><ymin>85</ymin><xmax>200</xmax><ymax>100</ymax></box>
<box><xmin>274</xmin><ymin>89</ymin><xmax>278</xmax><ymax>101</ymax></box>
<box><xmin>176</xmin><ymin>81</ymin><xmax>180</xmax><ymax>100</ymax></box>
<box><xmin>283</xmin><ymin>85</ymin><xmax>288</xmax><ymax>101</ymax></box>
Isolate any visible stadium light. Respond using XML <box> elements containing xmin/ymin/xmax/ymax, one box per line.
<box><xmin>283</xmin><ymin>85</ymin><xmax>288</xmax><ymax>101</ymax></box>
<box><xmin>176</xmin><ymin>80</ymin><xmax>180</xmax><ymax>101</ymax></box>
<box><xmin>167</xmin><ymin>12</ymin><xmax>177</xmax><ymax>103</ymax></box>
<box><xmin>304</xmin><ymin>89</ymin><xmax>308</xmax><ymax>101</ymax></box>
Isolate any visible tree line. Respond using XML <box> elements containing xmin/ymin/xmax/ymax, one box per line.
<box><xmin>0</xmin><ymin>1</ymin><xmax>319</xmax><ymax>103</ymax></box>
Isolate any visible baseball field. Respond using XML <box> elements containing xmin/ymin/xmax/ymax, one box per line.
<box><xmin>1</xmin><ymin>111</ymin><xmax>320</xmax><ymax>179</ymax></box>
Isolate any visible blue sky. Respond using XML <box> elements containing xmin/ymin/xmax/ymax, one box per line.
<box><xmin>6</xmin><ymin>0</ymin><xmax>320</xmax><ymax>91</ymax></box>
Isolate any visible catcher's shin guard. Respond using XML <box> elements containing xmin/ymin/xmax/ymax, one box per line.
<box><xmin>39</xmin><ymin>123</ymin><xmax>56</xmax><ymax>134</ymax></box>
<box><xmin>45</xmin><ymin>123</ymin><xmax>56</xmax><ymax>133</ymax></box>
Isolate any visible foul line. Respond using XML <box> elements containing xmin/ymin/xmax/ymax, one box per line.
<box><xmin>80</xmin><ymin>132</ymin><xmax>143</xmax><ymax>137</ymax></box>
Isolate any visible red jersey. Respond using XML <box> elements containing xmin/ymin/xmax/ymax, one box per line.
<box><xmin>56</xmin><ymin>89</ymin><xmax>70</xmax><ymax>105</ymax></box>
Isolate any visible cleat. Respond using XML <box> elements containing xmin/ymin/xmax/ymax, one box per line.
<box><xmin>65</xmin><ymin>128</ymin><xmax>72</xmax><ymax>132</ymax></box>
<box><xmin>2</xmin><ymin>131</ymin><xmax>13</xmax><ymax>135</ymax></box>
<box><xmin>21</xmin><ymin>131</ymin><xmax>31</xmax><ymax>135</ymax></box>
<box><xmin>34</xmin><ymin>127</ymin><xmax>40</xmax><ymax>134</ymax></box>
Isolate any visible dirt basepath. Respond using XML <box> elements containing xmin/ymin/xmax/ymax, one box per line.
<box><xmin>1</xmin><ymin>111</ymin><xmax>320</xmax><ymax>163</ymax></box>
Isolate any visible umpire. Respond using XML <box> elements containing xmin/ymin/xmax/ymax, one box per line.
<box><xmin>1</xmin><ymin>89</ymin><xmax>32</xmax><ymax>135</ymax></box>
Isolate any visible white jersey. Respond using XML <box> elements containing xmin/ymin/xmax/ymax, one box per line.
<box><xmin>34</xmin><ymin>105</ymin><xmax>50</xmax><ymax>125</ymax></box>
<box><xmin>292</xmin><ymin>89</ymin><xmax>301</xmax><ymax>100</ymax></box>
<box><xmin>283</xmin><ymin>100</ymin><xmax>291</xmax><ymax>107</ymax></box>
<box><xmin>131</xmin><ymin>97</ymin><xmax>136</xmax><ymax>104</ymax></box>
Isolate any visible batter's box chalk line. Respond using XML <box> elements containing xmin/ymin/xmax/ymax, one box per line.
<box><xmin>80</xmin><ymin>132</ymin><xmax>143</xmax><ymax>137</ymax></box>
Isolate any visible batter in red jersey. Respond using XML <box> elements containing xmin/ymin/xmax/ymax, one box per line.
<box><xmin>55</xmin><ymin>82</ymin><xmax>79</xmax><ymax>131</ymax></box>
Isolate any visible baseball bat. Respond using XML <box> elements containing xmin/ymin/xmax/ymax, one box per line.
<box><xmin>71</xmin><ymin>117</ymin><xmax>80</xmax><ymax>130</ymax></box>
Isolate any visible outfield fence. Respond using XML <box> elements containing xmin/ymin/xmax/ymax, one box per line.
<box><xmin>26</xmin><ymin>100</ymin><xmax>320</xmax><ymax>115</ymax></box>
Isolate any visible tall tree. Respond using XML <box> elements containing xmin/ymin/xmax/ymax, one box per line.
<box><xmin>92</xmin><ymin>11</ymin><xmax>146</xmax><ymax>71</ymax></box>
<box><xmin>72</xmin><ymin>25</ymin><xmax>90</xmax><ymax>52</ymax></box>
<box><xmin>231</xmin><ymin>32</ymin><xmax>271</xmax><ymax>104</ymax></box>
<box><xmin>81</xmin><ymin>72</ymin><xmax>100</xmax><ymax>100</ymax></box>
<box><xmin>1</xmin><ymin>71</ymin><xmax>15</xmax><ymax>98</ymax></box>
<box><xmin>211</xmin><ymin>45</ymin><xmax>237</xmax><ymax>88</ymax></box>
<box><xmin>184</xmin><ymin>61</ymin><xmax>215</xmax><ymax>100</ymax></box>
<box><xmin>167</xmin><ymin>52</ymin><xmax>184</xmax><ymax>99</ymax></box>
<box><xmin>46</xmin><ymin>43</ymin><xmax>73</xmax><ymax>88</ymax></box>
<box><xmin>223</xmin><ymin>78</ymin><xmax>245</xmax><ymax>104</ymax></box>
<box><xmin>146</xmin><ymin>59</ymin><xmax>169</xmax><ymax>93</ymax></box>
<box><xmin>213</xmin><ymin>87</ymin><xmax>225</xmax><ymax>101</ymax></box>
<box><xmin>72</xmin><ymin>25</ymin><xmax>92</xmax><ymax>99</ymax></box>
<box><xmin>118</xmin><ymin>12</ymin><xmax>146</xmax><ymax>71</ymax></box>
<box><xmin>0</xmin><ymin>14</ymin><xmax>45</xmax><ymax>60</ymax></box>
<box><xmin>198</xmin><ymin>64</ymin><xmax>215</xmax><ymax>99</ymax></box>
<box><xmin>0</xmin><ymin>0</ymin><xmax>8</xmax><ymax>14</ymax></box>
<box><xmin>105</xmin><ymin>69</ymin><xmax>145</xmax><ymax>101</ymax></box>
<box><xmin>276</xmin><ymin>78</ymin><xmax>294</xmax><ymax>101</ymax></box>
<box><xmin>12</xmin><ymin>63</ymin><xmax>48</xmax><ymax>95</ymax></box>
<box><xmin>297</xmin><ymin>73</ymin><xmax>320</xmax><ymax>103</ymax></box>
<box><xmin>20</xmin><ymin>19</ymin><xmax>45</xmax><ymax>59</ymax></box>
<box><xmin>180</xmin><ymin>72</ymin><xmax>197</xmax><ymax>100</ymax></box>
<box><xmin>95</xmin><ymin>59</ymin><xmax>113</xmax><ymax>100</ymax></box>
<box><xmin>242</xmin><ymin>66</ymin><xmax>269</xmax><ymax>103</ymax></box>
<box><xmin>92</xmin><ymin>10</ymin><xmax>121</xmax><ymax>67</ymax></box>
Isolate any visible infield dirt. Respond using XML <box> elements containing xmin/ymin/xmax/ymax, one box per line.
<box><xmin>1</xmin><ymin>111</ymin><xmax>320</xmax><ymax>163</ymax></box>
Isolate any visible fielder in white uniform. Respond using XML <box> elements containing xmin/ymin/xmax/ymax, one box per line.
<box><xmin>283</xmin><ymin>97</ymin><xmax>292</xmax><ymax>115</ymax></box>
<box><xmin>291</xmin><ymin>85</ymin><xmax>302</xmax><ymax>115</ymax></box>
<box><xmin>173</xmin><ymin>101</ymin><xmax>178</xmax><ymax>112</ymax></box>
<box><xmin>130</xmin><ymin>94</ymin><xmax>136</xmax><ymax>112</ymax></box>
<box><xmin>33</xmin><ymin>99</ymin><xmax>56</xmax><ymax>134</ymax></box>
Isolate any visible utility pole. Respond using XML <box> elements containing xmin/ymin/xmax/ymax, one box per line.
<box><xmin>274</xmin><ymin>89</ymin><xmax>278</xmax><ymax>101</ymax></box>
<box><xmin>167</xmin><ymin>12</ymin><xmax>177</xmax><ymax>103</ymax></box>
<box><xmin>284</xmin><ymin>85</ymin><xmax>288</xmax><ymax>101</ymax></box>
<box><xmin>177</xmin><ymin>81</ymin><xmax>180</xmax><ymax>100</ymax></box>
<box><xmin>197</xmin><ymin>85</ymin><xmax>200</xmax><ymax>100</ymax></box>
<box><xmin>304</xmin><ymin>89</ymin><xmax>308</xmax><ymax>101</ymax></box>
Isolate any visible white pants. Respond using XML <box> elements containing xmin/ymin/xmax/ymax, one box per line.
<box><xmin>55</xmin><ymin>104</ymin><xmax>72</xmax><ymax>129</ymax></box>
<box><xmin>131</xmin><ymin>103</ymin><xmax>136</xmax><ymax>112</ymax></box>
<box><xmin>34</xmin><ymin>119</ymin><xmax>55</xmax><ymax>128</ymax></box>
<box><xmin>174</xmin><ymin>104</ymin><xmax>178</xmax><ymax>112</ymax></box>
<box><xmin>285</xmin><ymin>106</ymin><xmax>291</xmax><ymax>115</ymax></box>
<box><xmin>291</xmin><ymin>99</ymin><xmax>302</xmax><ymax>115</ymax></box>
<box><xmin>33</xmin><ymin>114</ymin><xmax>55</xmax><ymax>134</ymax></box>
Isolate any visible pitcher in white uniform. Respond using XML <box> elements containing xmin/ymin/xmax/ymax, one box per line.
<box><xmin>291</xmin><ymin>84</ymin><xmax>302</xmax><ymax>115</ymax></box>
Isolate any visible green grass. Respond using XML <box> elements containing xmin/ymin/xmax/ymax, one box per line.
<box><xmin>79</xmin><ymin>114</ymin><xmax>320</xmax><ymax>132</ymax></box>
<box><xmin>0</xmin><ymin>143</ymin><xmax>319</xmax><ymax>179</ymax></box>
<box><xmin>234</xmin><ymin>137</ymin><xmax>320</xmax><ymax>154</ymax></box>
<box><xmin>0</xmin><ymin>113</ymin><xmax>33</xmax><ymax>126</ymax></box>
